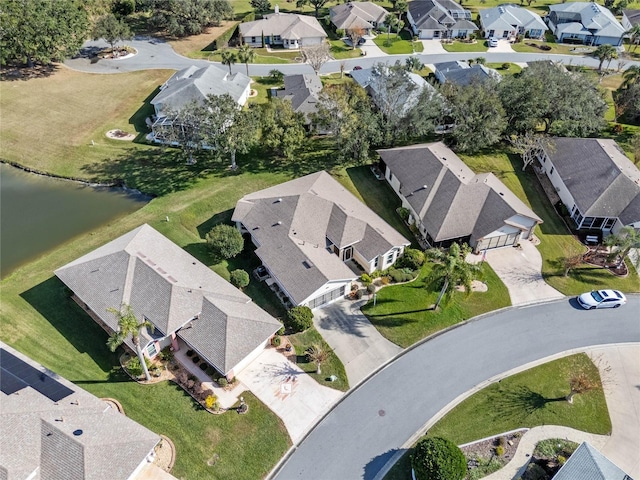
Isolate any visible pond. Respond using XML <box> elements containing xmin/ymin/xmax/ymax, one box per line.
<box><xmin>0</xmin><ymin>163</ymin><xmax>149</xmax><ymax>279</ymax></box>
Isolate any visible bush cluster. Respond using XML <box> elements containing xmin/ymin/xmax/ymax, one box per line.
<box><xmin>125</xmin><ymin>356</ymin><xmax>152</xmax><ymax>377</ymax></box>
<box><xmin>411</xmin><ymin>437</ymin><xmax>467</xmax><ymax>480</ymax></box>
<box><xmin>205</xmin><ymin>224</ymin><xmax>244</xmax><ymax>260</ymax></box>
<box><xmin>388</xmin><ymin>268</ymin><xmax>415</xmax><ymax>283</ymax></box>
<box><xmin>396</xmin><ymin>248</ymin><xmax>425</xmax><ymax>270</ymax></box>
<box><xmin>285</xmin><ymin>306</ymin><xmax>314</xmax><ymax>333</ymax></box>
<box><xmin>230</xmin><ymin>269</ymin><xmax>249</xmax><ymax>288</ymax></box>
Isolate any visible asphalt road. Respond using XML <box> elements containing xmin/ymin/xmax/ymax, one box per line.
<box><xmin>65</xmin><ymin>37</ymin><xmax>638</xmax><ymax>76</ymax></box>
<box><xmin>271</xmin><ymin>296</ymin><xmax>640</xmax><ymax>480</ymax></box>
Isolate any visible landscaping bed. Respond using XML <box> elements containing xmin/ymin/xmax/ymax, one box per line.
<box><xmin>461</xmin><ymin>430</ymin><xmax>525</xmax><ymax>479</ymax></box>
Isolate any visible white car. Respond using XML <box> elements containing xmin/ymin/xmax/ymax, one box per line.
<box><xmin>577</xmin><ymin>289</ymin><xmax>627</xmax><ymax>310</ymax></box>
<box><xmin>488</xmin><ymin>37</ymin><xmax>499</xmax><ymax>47</ymax></box>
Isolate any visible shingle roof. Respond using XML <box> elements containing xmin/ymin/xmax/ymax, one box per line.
<box><xmin>544</xmin><ymin>138</ymin><xmax>640</xmax><ymax>223</ymax></box>
<box><xmin>549</xmin><ymin>2</ymin><xmax>625</xmax><ymax>38</ymax></box>
<box><xmin>553</xmin><ymin>442</ymin><xmax>631</xmax><ymax>480</ymax></box>
<box><xmin>409</xmin><ymin>0</ymin><xmax>459</xmax><ymax>30</ymax></box>
<box><xmin>480</xmin><ymin>4</ymin><xmax>547</xmax><ymax>33</ymax></box>
<box><xmin>623</xmin><ymin>9</ymin><xmax>640</xmax><ymax>26</ymax></box>
<box><xmin>150</xmin><ymin>65</ymin><xmax>250</xmax><ymax>116</ymax></box>
<box><xmin>232</xmin><ymin>172</ymin><xmax>410</xmax><ymax>305</ymax></box>
<box><xmin>330</xmin><ymin>2</ymin><xmax>388</xmax><ymax>30</ymax></box>
<box><xmin>434</xmin><ymin>60</ymin><xmax>501</xmax><ymax>86</ymax></box>
<box><xmin>378</xmin><ymin>143</ymin><xmax>541</xmax><ymax>242</ymax></box>
<box><xmin>54</xmin><ymin>224</ymin><xmax>281</xmax><ymax>375</ymax></box>
<box><xmin>275</xmin><ymin>74</ymin><xmax>323</xmax><ymax>121</ymax></box>
<box><xmin>239</xmin><ymin>12</ymin><xmax>327</xmax><ymax>40</ymax></box>
<box><xmin>0</xmin><ymin>342</ymin><xmax>160</xmax><ymax>480</ymax></box>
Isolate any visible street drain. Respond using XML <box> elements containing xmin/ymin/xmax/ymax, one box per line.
<box><xmin>378</xmin><ymin>409</ymin><xmax>385</xmax><ymax>417</ymax></box>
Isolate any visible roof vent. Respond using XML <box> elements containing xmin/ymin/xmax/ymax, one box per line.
<box><xmin>275</xmin><ymin>198</ymin><xmax>283</xmax><ymax>203</ymax></box>
<box><xmin>276</xmin><ymin>221</ymin><xmax>282</xmax><ymax>226</ymax></box>
<box><xmin>499</xmin><ymin>192</ymin><xmax>504</xmax><ymax>196</ymax></box>
<box><xmin>73</xmin><ymin>429</ymin><xmax>83</xmax><ymax>436</ymax></box>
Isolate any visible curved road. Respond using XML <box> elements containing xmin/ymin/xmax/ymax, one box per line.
<box><xmin>271</xmin><ymin>297</ymin><xmax>640</xmax><ymax>480</ymax></box>
<box><xmin>65</xmin><ymin>37</ymin><xmax>638</xmax><ymax>75</ymax></box>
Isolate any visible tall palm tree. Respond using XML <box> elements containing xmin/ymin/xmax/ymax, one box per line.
<box><xmin>386</xmin><ymin>13</ymin><xmax>397</xmax><ymax>42</ymax></box>
<box><xmin>107</xmin><ymin>304</ymin><xmax>155</xmax><ymax>381</ymax></box>
<box><xmin>237</xmin><ymin>44</ymin><xmax>256</xmax><ymax>76</ymax></box>
<box><xmin>425</xmin><ymin>242</ymin><xmax>481</xmax><ymax>310</ymax></box>
<box><xmin>593</xmin><ymin>44</ymin><xmax>617</xmax><ymax>72</ymax></box>
<box><xmin>626</xmin><ymin>24</ymin><xmax>640</xmax><ymax>52</ymax></box>
<box><xmin>604</xmin><ymin>226</ymin><xmax>640</xmax><ymax>269</ymax></box>
<box><xmin>622</xmin><ymin>65</ymin><xmax>640</xmax><ymax>88</ymax></box>
<box><xmin>220</xmin><ymin>49</ymin><xmax>237</xmax><ymax>75</ymax></box>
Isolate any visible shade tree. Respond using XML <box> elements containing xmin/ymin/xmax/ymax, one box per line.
<box><xmin>149</xmin><ymin>0</ymin><xmax>233</xmax><ymax>37</ymax></box>
<box><xmin>93</xmin><ymin>13</ymin><xmax>133</xmax><ymax>53</ymax></box>
<box><xmin>259</xmin><ymin>98</ymin><xmax>307</xmax><ymax>160</ymax></box>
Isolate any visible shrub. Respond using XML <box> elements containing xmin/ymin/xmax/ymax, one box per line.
<box><xmin>176</xmin><ymin>371</ymin><xmax>189</xmax><ymax>385</ymax></box>
<box><xmin>272</xmin><ymin>335</ymin><xmax>281</xmax><ymax>347</ymax></box>
<box><xmin>367</xmin><ymin>283</ymin><xmax>376</xmax><ymax>294</ymax></box>
<box><xmin>192</xmin><ymin>356</ymin><xmax>200</xmax><ymax>363</ymax></box>
<box><xmin>495</xmin><ymin>445</ymin><xmax>505</xmax><ymax>456</ymax></box>
<box><xmin>230</xmin><ymin>269</ymin><xmax>250</xmax><ymax>288</ymax></box>
<box><xmin>218</xmin><ymin>377</ymin><xmax>228</xmax><ymax>387</ymax></box>
<box><xmin>158</xmin><ymin>346</ymin><xmax>174</xmax><ymax>362</ymax></box>
<box><xmin>205</xmin><ymin>224</ymin><xmax>244</xmax><ymax>260</ymax></box>
<box><xmin>205</xmin><ymin>394</ymin><xmax>217</xmax><ymax>409</ymax></box>
<box><xmin>212</xmin><ymin>401</ymin><xmax>221</xmax><ymax>412</ymax></box>
<box><xmin>497</xmin><ymin>436</ymin><xmax>506</xmax><ymax>447</ymax></box>
<box><xmin>285</xmin><ymin>306</ymin><xmax>314</xmax><ymax>333</ymax></box>
<box><xmin>360</xmin><ymin>273</ymin><xmax>372</xmax><ymax>285</ymax></box>
<box><xmin>389</xmin><ymin>268</ymin><xmax>414</xmax><ymax>283</ymax></box>
<box><xmin>501</xmin><ymin>63</ymin><xmax>510</xmax><ymax>70</ymax></box>
<box><xmin>336</xmin><ymin>28</ymin><xmax>345</xmax><ymax>38</ymax></box>
<box><xmin>354</xmin><ymin>289</ymin><xmax>363</xmax><ymax>299</ymax></box>
<box><xmin>199</xmin><ymin>362</ymin><xmax>208</xmax><ymax>371</ymax></box>
<box><xmin>206</xmin><ymin>366</ymin><xmax>216</xmax><ymax>376</ymax></box>
<box><xmin>125</xmin><ymin>356</ymin><xmax>152</xmax><ymax>377</ymax></box>
<box><xmin>211</xmin><ymin>24</ymin><xmax>238</xmax><ymax>50</ymax></box>
<box><xmin>411</xmin><ymin>437</ymin><xmax>466</xmax><ymax>480</ymax></box>
<box><xmin>396</xmin><ymin>248</ymin><xmax>425</xmax><ymax>270</ymax></box>
<box><xmin>277</xmin><ymin>326</ymin><xmax>285</xmax><ymax>335</ymax></box>
<box><xmin>186</xmin><ymin>349</ymin><xmax>194</xmax><ymax>357</ymax></box>
<box><xmin>383</xmin><ymin>39</ymin><xmax>392</xmax><ymax>47</ymax></box>
<box><xmin>380</xmin><ymin>275</ymin><xmax>391</xmax><ymax>285</ymax></box>
<box><xmin>558</xmin><ymin>455</ymin><xmax>567</xmax><ymax>466</ymax></box>
<box><xmin>186</xmin><ymin>379</ymin><xmax>195</xmax><ymax>390</ymax></box>
<box><xmin>398</xmin><ymin>207</ymin><xmax>411</xmax><ymax>222</ymax></box>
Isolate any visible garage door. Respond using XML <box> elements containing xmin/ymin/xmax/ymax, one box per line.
<box><xmin>307</xmin><ymin>285</ymin><xmax>347</xmax><ymax>309</ymax></box>
<box><xmin>482</xmin><ymin>232</ymin><xmax>520</xmax><ymax>250</ymax></box>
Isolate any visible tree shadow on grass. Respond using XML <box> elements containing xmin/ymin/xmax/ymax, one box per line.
<box><xmin>20</xmin><ymin>276</ymin><xmax>117</xmax><ymax>373</ymax></box>
<box><xmin>196</xmin><ymin>209</ymin><xmax>234</xmax><ymax>240</ymax></box>
<box><xmin>128</xmin><ymin>86</ymin><xmax>161</xmax><ymax>143</ymax></box>
<box><xmin>0</xmin><ymin>63</ymin><xmax>60</xmax><ymax>81</ymax></box>
<box><xmin>489</xmin><ymin>385</ymin><xmax>565</xmax><ymax>421</ymax></box>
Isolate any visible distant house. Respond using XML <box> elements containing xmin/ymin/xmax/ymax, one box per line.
<box><xmin>0</xmin><ymin>342</ymin><xmax>166</xmax><ymax>480</ymax></box>
<box><xmin>407</xmin><ymin>0</ymin><xmax>477</xmax><ymax>39</ymax></box>
<box><xmin>232</xmin><ymin>171</ymin><xmax>410</xmax><ymax>309</ymax></box>
<box><xmin>553</xmin><ymin>442</ymin><xmax>632</xmax><ymax>480</ymax></box>
<box><xmin>55</xmin><ymin>224</ymin><xmax>282</xmax><ymax>379</ymax></box>
<box><xmin>547</xmin><ymin>2</ymin><xmax>625</xmax><ymax>46</ymax></box>
<box><xmin>479</xmin><ymin>4</ymin><xmax>547</xmax><ymax>40</ymax></box>
<box><xmin>622</xmin><ymin>9</ymin><xmax>640</xmax><ymax>30</ymax></box>
<box><xmin>537</xmin><ymin>138</ymin><xmax>640</xmax><ymax>233</ymax></box>
<box><xmin>275</xmin><ymin>73</ymin><xmax>323</xmax><ymax>125</ymax></box>
<box><xmin>379</xmin><ymin>142</ymin><xmax>542</xmax><ymax>251</ymax></box>
<box><xmin>239</xmin><ymin>8</ymin><xmax>327</xmax><ymax>49</ymax></box>
<box><xmin>433</xmin><ymin>60</ymin><xmax>501</xmax><ymax>86</ymax></box>
<box><xmin>350</xmin><ymin>64</ymin><xmax>438</xmax><ymax>118</ymax></box>
<box><xmin>330</xmin><ymin>2</ymin><xmax>389</xmax><ymax>35</ymax></box>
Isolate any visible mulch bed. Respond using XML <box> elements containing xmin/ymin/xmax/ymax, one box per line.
<box><xmin>461</xmin><ymin>430</ymin><xmax>525</xmax><ymax>477</ymax></box>
<box><xmin>583</xmin><ymin>249</ymin><xmax>628</xmax><ymax>276</ymax></box>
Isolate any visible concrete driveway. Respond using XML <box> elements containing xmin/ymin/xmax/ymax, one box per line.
<box><xmin>236</xmin><ymin>347</ymin><xmax>342</xmax><ymax>443</ymax></box>
<box><xmin>313</xmin><ymin>298</ymin><xmax>403</xmax><ymax>386</ymax></box>
<box><xmin>470</xmin><ymin>239</ymin><xmax>564</xmax><ymax>306</ymax></box>
<box><xmin>490</xmin><ymin>39</ymin><xmax>515</xmax><ymax>53</ymax></box>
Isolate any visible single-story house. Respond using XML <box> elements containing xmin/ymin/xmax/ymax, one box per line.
<box><xmin>433</xmin><ymin>60</ymin><xmax>501</xmax><ymax>86</ymax></box>
<box><xmin>553</xmin><ymin>442</ymin><xmax>632</xmax><ymax>480</ymax></box>
<box><xmin>0</xmin><ymin>342</ymin><xmax>165</xmax><ymax>480</ymax></box>
<box><xmin>378</xmin><ymin>142</ymin><xmax>542</xmax><ymax>252</ymax></box>
<box><xmin>275</xmin><ymin>73</ymin><xmax>323</xmax><ymax>125</ymax></box>
<box><xmin>622</xmin><ymin>9</ymin><xmax>640</xmax><ymax>30</ymax></box>
<box><xmin>537</xmin><ymin>138</ymin><xmax>640</xmax><ymax>233</ymax></box>
<box><xmin>239</xmin><ymin>7</ymin><xmax>327</xmax><ymax>49</ymax></box>
<box><xmin>547</xmin><ymin>2</ymin><xmax>625</xmax><ymax>46</ymax></box>
<box><xmin>55</xmin><ymin>224</ymin><xmax>282</xmax><ymax>379</ymax></box>
<box><xmin>350</xmin><ymin>64</ymin><xmax>439</xmax><ymax>118</ymax></box>
<box><xmin>479</xmin><ymin>4</ymin><xmax>547</xmax><ymax>40</ymax></box>
<box><xmin>330</xmin><ymin>1</ymin><xmax>389</xmax><ymax>35</ymax></box>
<box><xmin>232</xmin><ymin>171</ymin><xmax>410</xmax><ymax>309</ymax></box>
<box><xmin>407</xmin><ymin>0</ymin><xmax>477</xmax><ymax>39</ymax></box>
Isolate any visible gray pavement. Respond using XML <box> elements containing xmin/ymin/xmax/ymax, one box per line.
<box><xmin>270</xmin><ymin>297</ymin><xmax>640</xmax><ymax>480</ymax></box>
<box><xmin>313</xmin><ymin>298</ymin><xmax>402</xmax><ymax>387</ymax></box>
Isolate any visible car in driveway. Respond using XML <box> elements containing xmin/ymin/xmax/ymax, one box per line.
<box><xmin>488</xmin><ymin>37</ymin><xmax>499</xmax><ymax>47</ymax></box>
<box><xmin>577</xmin><ymin>289</ymin><xmax>627</xmax><ymax>309</ymax></box>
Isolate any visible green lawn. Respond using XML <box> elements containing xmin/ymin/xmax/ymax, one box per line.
<box><xmin>199</xmin><ymin>47</ymin><xmax>297</xmax><ymax>64</ymax></box>
<box><xmin>373</xmin><ymin>32</ymin><xmax>424</xmax><ymax>54</ymax></box>
<box><xmin>288</xmin><ymin>328</ymin><xmax>349</xmax><ymax>391</ymax></box>
<box><xmin>442</xmin><ymin>39</ymin><xmax>489</xmax><ymax>53</ymax></box>
<box><xmin>486</xmin><ymin>62</ymin><xmax>522</xmax><ymax>76</ymax></box>
<box><xmin>384</xmin><ymin>353</ymin><xmax>611</xmax><ymax>480</ymax></box>
<box><xmin>511</xmin><ymin>39</ymin><xmax>593</xmax><ymax>56</ymax></box>
<box><xmin>329</xmin><ymin>39</ymin><xmax>363</xmax><ymax>59</ymax></box>
<box><xmin>362</xmin><ymin>262</ymin><xmax>510</xmax><ymax>348</ymax></box>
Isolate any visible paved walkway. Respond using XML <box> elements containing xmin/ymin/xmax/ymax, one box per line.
<box><xmin>313</xmin><ymin>298</ymin><xmax>402</xmax><ymax>387</ymax></box>
<box><xmin>483</xmin><ymin>344</ymin><xmax>640</xmax><ymax>480</ymax></box>
<box><xmin>236</xmin><ymin>347</ymin><xmax>343</xmax><ymax>443</ymax></box>
<box><xmin>469</xmin><ymin>238</ymin><xmax>564</xmax><ymax>306</ymax></box>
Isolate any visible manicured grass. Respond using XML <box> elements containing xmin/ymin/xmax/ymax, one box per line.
<box><xmin>486</xmin><ymin>62</ymin><xmax>522</xmax><ymax>76</ymax></box>
<box><xmin>321</xmin><ymin>72</ymin><xmax>356</xmax><ymax>86</ymax></box>
<box><xmin>511</xmin><ymin>39</ymin><xmax>592</xmax><ymax>55</ymax></box>
<box><xmin>362</xmin><ymin>262</ymin><xmax>510</xmax><ymax>348</ymax></box>
<box><xmin>329</xmin><ymin>39</ymin><xmax>363</xmax><ymax>59</ymax></box>
<box><xmin>442</xmin><ymin>40</ymin><xmax>489</xmax><ymax>53</ymax></box>
<box><xmin>384</xmin><ymin>353</ymin><xmax>611</xmax><ymax>480</ymax></box>
<box><xmin>201</xmin><ymin>47</ymin><xmax>296</xmax><ymax>64</ymax></box>
<box><xmin>288</xmin><ymin>328</ymin><xmax>349</xmax><ymax>391</ymax></box>
<box><xmin>373</xmin><ymin>33</ymin><xmax>424</xmax><ymax>54</ymax></box>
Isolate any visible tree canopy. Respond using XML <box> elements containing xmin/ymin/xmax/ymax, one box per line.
<box><xmin>1</xmin><ymin>0</ymin><xmax>90</xmax><ymax>67</ymax></box>
<box><xmin>93</xmin><ymin>13</ymin><xmax>133</xmax><ymax>52</ymax></box>
<box><xmin>411</xmin><ymin>436</ymin><xmax>467</xmax><ymax>480</ymax></box>
<box><xmin>260</xmin><ymin>99</ymin><xmax>307</xmax><ymax>160</ymax></box>
<box><xmin>206</xmin><ymin>224</ymin><xmax>244</xmax><ymax>260</ymax></box>
<box><xmin>149</xmin><ymin>0</ymin><xmax>233</xmax><ymax>37</ymax></box>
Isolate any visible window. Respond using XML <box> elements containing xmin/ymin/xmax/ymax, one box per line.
<box><xmin>374</xmin><ymin>257</ymin><xmax>379</xmax><ymax>269</ymax></box>
<box><xmin>604</xmin><ymin>218</ymin><xmax>616</xmax><ymax>229</ymax></box>
<box><xmin>549</xmin><ymin>166</ymin><xmax>554</xmax><ymax>175</ymax></box>
<box><xmin>251</xmin><ymin>37</ymin><xmax>256</xmax><ymax>43</ymax></box>
<box><xmin>146</xmin><ymin>343</ymin><xmax>158</xmax><ymax>357</ymax></box>
<box><xmin>386</xmin><ymin>252</ymin><xmax>394</xmax><ymax>264</ymax></box>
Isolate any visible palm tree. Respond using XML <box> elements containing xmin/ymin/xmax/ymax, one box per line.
<box><xmin>220</xmin><ymin>49</ymin><xmax>237</xmax><ymax>75</ymax></box>
<box><xmin>593</xmin><ymin>44</ymin><xmax>617</xmax><ymax>72</ymax></box>
<box><xmin>604</xmin><ymin>226</ymin><xmax>640</xmax><ymax>269</ymax></box>
<box><xmin>237</xmin><ymin>44</ymin><xmax>256</xmax><ymax>76</ymax></box>
<box><xmin>622</xmin><ymin>65</ymin><xmax>640</xmax><ymax>88</ymax></box>
<box><xmin>405</xmin><ymin>56</ymin><xmax>424</xmax><ymax>72</ymax></box>
<box><xmin>425</xmin><ymin>242</ymin><xmax>481</xmax><ymax>310</ymax></box>
<box><xmin>307</xmin><ymin>344</ymin><xmax>330</xmax><ymax>374</ymax></box>
<box><xmin>107</xmin><ymin>304</ymin><xmax>155</xmax><ymax>381</ymax></box>
<box><xmin>386</xmin><ymin>13</ymin><xmax>397</xmax><ymax>42</ymax></box>
<box><xmin>626</xmin><ymin>24</ymin><xmax>640</xmax><ymax>52</ymax></box>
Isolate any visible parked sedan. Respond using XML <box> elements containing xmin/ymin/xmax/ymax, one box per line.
<box><xmin>488</xmin><ymin>37</ymin><xmax>499</xmax><ymax>47</ymax></box>
<box><xmin>577</xmin><ymin>289</ymin><xmax>627</xmax><ymax>309</ymax></box>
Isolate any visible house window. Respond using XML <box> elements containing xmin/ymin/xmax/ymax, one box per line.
<box><xmin>146</xmin><ymin>343</ymin><xmax>158</xmax><ymax>357</ymax></box>
<box><xmin>386</xmin><ymin>252</ymin><xmax>395</xmax><ymax>264</ymax></box>
<box><xmin>604</xmin><ymin>218</ymin><xmax>616</xmax><ymax>229</ymax></box>
<box><xmin>549</xmin><ymin>166</ymin><xmax>554</xmax><ymax>175</ymax></box>
<box><xmin>251</xmin><ymin>36</ymin><xmax>256</xmax><ymax>43</ymax></box>
<box><xmin>489</xmin><ymin>30</ymin><xmax>495</xmax><ymax>37</ymax></box>
<box><xmin>374</xmin><ymin>257</ymin><xmax>379</xmax><ymax>269</ymax></box>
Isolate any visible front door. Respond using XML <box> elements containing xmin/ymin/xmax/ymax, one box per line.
<box><xmin>342</xmin><ymin>246</ymin><xmax>353</xmax><ymax>261</ymax></box>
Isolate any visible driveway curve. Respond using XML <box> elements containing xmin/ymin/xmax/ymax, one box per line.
<box><xmin>270</xmin><ymin>296</ymin><xmax>640</xmax><ymax>480</ymax></box>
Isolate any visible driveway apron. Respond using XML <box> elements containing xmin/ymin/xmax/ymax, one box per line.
<box><xmin>313</xmin><ymin>298</ymin><xmax>403</xmax><ymax>386</ymax></box>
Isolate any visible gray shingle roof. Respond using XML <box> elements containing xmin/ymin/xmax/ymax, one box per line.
<box><xmin>409</xmin><ymin>0</ymin><xmax>473</xmax><ymax>30</ymax></box>
<box><xmin>544</xmin><ymin>138</ymin><xmax>640</xmax><ymax>223</ymax></box>
<box><xmin>549</xmin><ymin>2</ymin><xmax>625</xmax><ymax>38</ymax></box>
<box><xmin>479</xmin><ymin>4</ymin><xmax>547</xmax><ymax>33</ymax></box>
<box><xmin>553</xmin><ymin>442</ymin><xmax>632</xmax><ymax>480</ymax></box>
<box><xmin>434</xmin><ymin>61</ymin><xmax>501</xmax><ymax>86</ymax></box>
<box><xmin>275</xmin><ymin>74</ymin><xmax>322</xmax><ymax>122</ymax></box>
<box><xmin>55</xmin><ymin>224</ymin><xmax>281</xmax><ymax>375</ymax></box>
<box><xmin>0</xmin><ymin>343</ymin><xmax>160</xmax><ymax>480</ymax></box>
<box><xmin>232</xmin><ymin>171</ymin><xmax>410</xmax><ymax>305</ymax></box>
<box><xmin>150</xmin><ymin>65</ymin><xmax>250</xmax><ymax>117</ymax></box>
<box><xmin>378</xmin><ymin>143</ymin><xmax>541</xmax><ymax>242</ymax></box>
<box><xmin>331</xmin><ymin>1</ymin><xmax>388</xmax><ymax>29</ymax></box>
<box><xmin>624</xmin><ymin>9</ymin><xmax>640</xmax><ymax>26</ymax></box>
<box><xmin>239</xmin><ymin>12</ymin><xmax>327</xmax><ymax>40</ymax></box>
